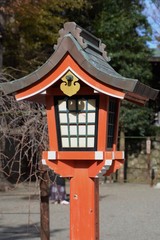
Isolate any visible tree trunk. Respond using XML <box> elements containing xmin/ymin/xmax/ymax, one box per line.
<box><xmin>0</xmin><ymin>128</ymin><xmax>6</xmax><ymax>182</ymax></box>
<box><xmin>0</xmin><ymin>6</ymin><xmax>5</xmax><ymax>184</ymax></box>
<box><xmin>39</xmin><ymin>162</ymin><xmax>50</xmax><ymax>240</ymax></box>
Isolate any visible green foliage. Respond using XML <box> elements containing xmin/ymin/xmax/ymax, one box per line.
<box><xmin>3</xmin><ymin>0</ymin><xmax>156</xmax><ymax>137</ymax></box>
<box><xmin>153</xmin><ymin>126</ymin><xmax>160</xmax><ymax>136</ymax></box>
<box><xmin>92</xmin><ymin>0</ymin><xmax>153</xmax><ymax>83</ymax></box>
<box><xmin>119</xmin><ymin>101</ymin><xmax>154</xmax><ymax>136</ymax></box>
<box><xmin>89</xmin><ymin>0</ymin><xmax>155</xmax><ymax>136</ymax></box>
<box><xmin>3</xmin><ymin>0</ymin><xmax>89</xmax><ymax>78</ymax></box>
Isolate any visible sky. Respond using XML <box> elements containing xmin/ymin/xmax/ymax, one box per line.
<box><xmin>144</xmin><ymin>0</ymin><xmax>160</xmax><ymax>48</ymax></box>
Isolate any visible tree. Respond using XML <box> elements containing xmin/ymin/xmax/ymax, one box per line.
<box><xmin>0</xmin><ymin>0</ymin><xmax>90</xmax><ymax>182</ymax></box>
<box><xmin>89</xmin><ymin>0</ymin><xmax>155</xmax><ymax>136</ymax></box>
<box><xmin>1</xmin><ymin>0</ymin><xmax>158</xmax><ymax>184</ymax></box>
<box><xmin>91</xmin><ymin>0</ymin><xmax>152</xmax><ymax>82</ymax></box>
<box><xmin>3</xmin><ymin>0</ymin><xmax>90</xmax><ymax>78</ymax></box>
<box><xmin>0</xmin><ymin>81</ymin><xmax>48</xmax><ymax>183</ymax></box>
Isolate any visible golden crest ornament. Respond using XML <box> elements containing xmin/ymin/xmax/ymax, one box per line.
<box><xmin>60</xmin><ymin>71</ymin><xmax>80</xmax><ymax>96</ymax></box>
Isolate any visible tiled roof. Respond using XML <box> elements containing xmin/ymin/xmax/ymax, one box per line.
<box><xmin>0</xmin><ymin>22</ymin><xmax>159</xmax><ymax>102</ymax></box>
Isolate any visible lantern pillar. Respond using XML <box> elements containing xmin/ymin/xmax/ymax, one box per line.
<box><xmin>70</xmin><ymin>166</ymin><xmax>99</xmax><ymax>240</ymax></box>
<box><xmin>43</xmin><ymin>88</ymin><xmax>125</xmax><ymax>240</ymax></box>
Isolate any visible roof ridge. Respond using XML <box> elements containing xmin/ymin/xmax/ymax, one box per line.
<box><xmin>54</xmin><ymin>22</ymin><xmax>110</xmax><ymax>62</ymax></box>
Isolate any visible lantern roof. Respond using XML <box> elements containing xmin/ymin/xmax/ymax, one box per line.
<box><xmin>0</xmin><ymin>22</ymin><xmax>159</xmax><ymax>104</ymax></box>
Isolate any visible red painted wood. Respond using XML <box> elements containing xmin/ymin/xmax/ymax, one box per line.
<box><xmin>15</xmin><ymin>55</ymin><xmax>125</xmax><ymax>101</ymax></box>
<box><xmin>70</xmin><ymin>165</ymin><xmax>99</xmax><ymax>240</ymax></box>
<box><xmin>46</xmin><ymin>94</ymin><xmax>58</xmax><ymax>151</ymax></box>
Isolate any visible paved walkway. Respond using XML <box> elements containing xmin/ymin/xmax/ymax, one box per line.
<box><xmin>0</xmin><ymin>182</ymin><xmax>160</xmax><ymax>240</ymax></box>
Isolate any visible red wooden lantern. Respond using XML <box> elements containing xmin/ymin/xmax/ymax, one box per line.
<box><xmin>1</xmin><ymin>22</ymin><xmax>159</xmax><ymax>240</ymax></box>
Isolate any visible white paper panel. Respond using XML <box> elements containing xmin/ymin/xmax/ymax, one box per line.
<box><xmin>88</xmin><ymin>112</ymin><xmax>95</xmax><ymax>123</ymax></box>
<box><xmin>62</xmin><ymin>138</ymin><xmax>69</xmax><ymax>147</ymax></box>
<box><xmin>88</xmin><ymin>99</ymin><xmax>96</xmax><ymax>110</ymax></box>
<box><xmin>71</xmin><ymin>138</ymin><xmax>78</xmax><ymax>147</ymax></box>
<box><xmin>79</xmin><ymin>137</ymin><xmax>86</xmax><ymax>147</ymax></box>
<box><xmin>60</xmin><ymin>125</ymin><xmax>68</xmax><ymax>135</ymax></box>
<box><xmin>78</xmin><ymin>125</ymin><xmax>86</xmax><ymax>135</ymax></box>
<box><xmin>58</xmin><ymin>100</ymin><xmax>66</xmax><ymax>110</ymax></box>
<box><xmin>88</xmin><ymin>125</ymin><xmax>95</xmax><ymax>135</ymax></box>
<box><xmin>78</xmin><ymin>113</ymin><xmax>86</xmax><ymax>123</ymax></box>
<box><xmin>59</xmin><ymin>113</ymin><xmax>68</xmax><ymax>123</ymax></box>
<box><xmin>87</xmin><ymin>137</ymin><xmax>94</xmax><ymax>147</ymax></box>
<box><xmin>69</xmin><ymin>113</ymin><xmax>77</xmax><ymax>123</ymax></box>
<box><xmin>70</xmin><ymin>125</ymin><xmax>77</xmax><ymax>135</ymax></box>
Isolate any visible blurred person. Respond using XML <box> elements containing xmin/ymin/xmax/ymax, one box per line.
<box><xmin>49</xmin><ymin>171</ymin><xmax>69</xmax><ymax>205</ymax></box>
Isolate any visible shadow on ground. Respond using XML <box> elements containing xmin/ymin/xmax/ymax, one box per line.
<box><xmin>0</xmin><ymin>224</ymin><xmax>68</xmax><ymax>239</ymax></box>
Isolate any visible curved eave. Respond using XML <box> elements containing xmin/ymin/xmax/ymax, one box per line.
<box><xmin>0</xmin><ymin>34</ymin><xmax>159</xmax><ymax>101</ymax></box>
<box><xmin>15</xmin><ymin>56</ymin><xmax>125</xmax><ymax>101</ymax></box>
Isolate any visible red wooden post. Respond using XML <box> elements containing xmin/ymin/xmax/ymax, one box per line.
<box><xmin>70</xmin><ymin>166</ymin><xmax>99</xmax><ymax>240</ymax></box>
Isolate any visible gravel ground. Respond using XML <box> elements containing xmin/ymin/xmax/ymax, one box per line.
<box><xmin>0</xmin><ymin>182</ymin><xmax>160</xmax><ymax>240</ymax></box>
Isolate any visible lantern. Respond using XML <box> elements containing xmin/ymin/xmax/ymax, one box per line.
<box><xmin>0</xmin><ymin>22</ymin><xmax>159</xmax><ymax>240</ymax></box>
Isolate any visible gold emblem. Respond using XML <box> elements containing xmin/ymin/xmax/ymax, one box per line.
<box><xmin>60</xmin><ymin>71</ymin><xmax>80</xmax><ymax>96</ymax></box>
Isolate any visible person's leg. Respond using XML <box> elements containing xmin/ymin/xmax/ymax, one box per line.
<box><xmin>57</xmin><ymin>185</ymin><xmax>69</xmax><ymax>204</ymax></box>
<box><xmin>51</xmin><ymin>183</ymin><xmax>58</xmax><ymax>203</ymax></box>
